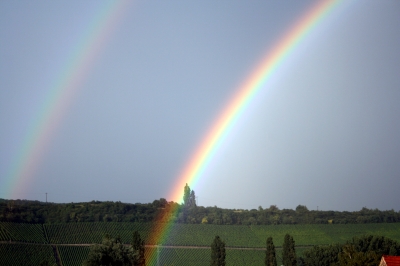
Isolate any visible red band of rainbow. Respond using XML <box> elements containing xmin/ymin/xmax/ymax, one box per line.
<box><xmin>147</xmin><ymin>0</ymin><xmax>341</xmax><ymax>264</ymax></box>
<box><xmin>3</xmin><ymin>1</ymin><xmax>131</xmax><ymax>199</ymax></box>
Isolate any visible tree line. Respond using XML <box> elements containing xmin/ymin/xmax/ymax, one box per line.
<box><xmin>265</xmin><ymin>233</ymin><xmax>400</xmax><ymax>266</ymax></box>
<box><xmin>299</xmin><ymin>234</ymin><xmax>400</xmax><ymax>266</ymax></box>
<box><xmin>1</xmin><ymin>185</ymin><xmax>400</xmax><ymax>225</ymax></box>
<box><xmin>80</xmin><ymin>232</ymin><xmax>292</xmax><ymax>266</ymax></box>
<box><xmin>84</xmin><ymin>231</ymin><xmax>400</xmax><ymax>266</ymax></box>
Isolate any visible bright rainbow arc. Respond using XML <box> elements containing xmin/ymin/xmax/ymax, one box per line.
<box><xmin>147</xmin><ymin>0</ymin><xmax>341</xmax><ymax>264</ymax></box>
<box><xmin>2</xmin><ymin>0</ymin><xmax>342</xmax><ymax>263</ymax></box>
<box><xmin>172</xmin><ymin>0</ymin><xmax>342</xmax><ymax>204</ymax></box>
<box><xmin>3</xmin><ymin>1</ymin><xmax>131</xmax><ymax>199</ymax></box>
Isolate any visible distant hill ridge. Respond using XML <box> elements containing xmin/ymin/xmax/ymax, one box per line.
<box><xmin>1</xmin><ymin>198</ymin><xmax>399</xmax><ymax>225</ymax></box>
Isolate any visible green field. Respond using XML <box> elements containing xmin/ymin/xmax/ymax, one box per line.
<box><xmin>0</xmin><ymin>243</ymin><xmax>55</xmax><ymax>266</ymax></box>
<box><xmin>56</xmin><ymin>246</ymin><xmax>267</xmax><ymax>266</ymax></box>
<box><xmin>1</xmin><ymin>222</ymin><xmax>400</xmax><ymax>265</ymax></box>
<box><xmin>43</xmin><ymin>222</ymin><xmax>400</xmax><ymax>247</ymax></box>
<box><xmin>58</xmin><ymin>246</ymin><xmax>90</xmax><ymax>266</ymax></box>
<box><xmin>0</xmin><ymin>222</ymin><xmax>47</xmax><ymax>243</ymax></box>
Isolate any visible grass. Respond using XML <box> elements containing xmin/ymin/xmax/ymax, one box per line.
<box><xmin>1</xmin><ymin>221</ymin><xmax>400</xmax><ymax>265</ymax></box>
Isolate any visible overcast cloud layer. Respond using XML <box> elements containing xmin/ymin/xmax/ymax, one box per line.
<box><xmin>1</xmin><ymin>1</ymin><xmax>400</xmax><ymax>211</ymax></box>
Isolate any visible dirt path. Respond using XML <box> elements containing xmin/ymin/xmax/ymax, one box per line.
<box><xmin>0</xmin><ymin>240</ymin><xmax>313</xmax><ymax>250</ymax></box>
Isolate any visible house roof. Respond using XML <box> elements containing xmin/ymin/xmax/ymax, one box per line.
<box><xmin>381</xmin><ymin>255</ymin><xmax>400</xmax><ymax>266</ymax></box>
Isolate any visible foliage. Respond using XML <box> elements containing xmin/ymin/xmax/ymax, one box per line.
<box><xmin>282</xmin><ymin>233</ymin><xmax>296</xmax><ymax>266</ymax></box>
<box><xmin>2</xmin><ymin>198</ymin><xmax>400</xmax><ymax>225</ymax></box>
<box><xmin>190</xmin><ymin>190</ymin><xmax>196</xmax><ymax>208</ymax></box>
<box><xmin>129</xmin><ymin>231</ymin><xmax>145</xmax><ymax>266</ymax></box>
<box><xmin>348</xmin><ymin>235</ymin><xmax>400</xmax><ymax>256</ymax></box>
<box><xmin>83</xmin><ymin>234</ymin><xmax>132</xmax><ymax>266</ymax></box>
<box><xmin>302</xmin><ymin>244</ymin><xmax>342</xmax><ymax>265</ymax></box>
<box><xmin>265</xmin><ymin>236</ymin><xmax>277</xmax><ymax>266</ymax></box>
<box><xmin>2</xmin><ymin>219</ymin><xmax>400</xmax><ymax>265</ymax></box>
<box><xmin>82</xmin><ymin>232</ymin><xmax>146</xmax><ymax>266</ymax></box>
<box><xmin>338</xmin><ymin>244</ymin><xmax>379</xmax><ymax>266</ymax></box>
<box><xmin>11</xmin><ymin>245</ymin><xmax>269</xmax><ymax>266</ymax></box>
<box><xmin>0</xmin><ymin>198</ymin><xmax>180</xmax><ymax>223</ymax></box>
<box><xmin>300</xmin><ymin>235</ymin><xmax>400</xmax><ymax>266</ymax></box>
<box><xmin>39</xmin><ymin>259</ymin><xmax>57</xmax><ymax>266</ymax></box>
<box><xmin>183</xmin><ymin>183</ymin><xmax>191</xmax><ymax>207</ymax></box>
<box><xmin>183</xmin><ymin>183</ymin><xmax>196</xmax><ymax>209</ymax></box>
<box><xmin>211</xmin><ymin>235</ymin><xmax>226</xmax><ymax>266</ymax></box>
<box><xmin>337</xmin><ymin>235</ymin><xmax>400</xmax><ymax>265</ymax></box>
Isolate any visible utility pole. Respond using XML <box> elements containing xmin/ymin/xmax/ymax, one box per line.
<box><xmin>46</xmin><ymin>193</ymin><xmax>47</xmax><ymax>203</ymax></box>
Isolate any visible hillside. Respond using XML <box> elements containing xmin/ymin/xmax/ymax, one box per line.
<box><xmin>1</xmin><ymin>222</ymin><xmax>400</xmax><ymax>265</ymax></box>
<box><xmin>1</xmin><ymin>198</ymin><xmax>399</xmax><ymax>225</ymax></box>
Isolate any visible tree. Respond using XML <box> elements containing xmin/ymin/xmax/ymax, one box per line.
<box><xmin>83</xmin><ymin>232</ymin><xmax>146</xmax><ymax>266</ymax></box>
<box><xmin>282</xmin><ymin>233</ymin><xmax>296</xmax><ymax>266</ymax></box>
<box><xmin>189</xmin><ymin>190</ymin><xmax>196</xmax><ymax>207</ymax></box>
<box><xmin>349</xmin><ymin>235</ymin><xmax>400</xmax><ymax>257</ymax></box>
<box><xmin>39</xmin><ymin>260</ymin><xmax>56</xmax><ymax>266</ymax></box>
<box><xmin>183</xmin><ymin>183</ymin><xmax>196</xmax><ymax>208</ymax></box>
<box><xmin>295</xmin><ymin>205</ymin><xmax>309</xmax><ymax>212</ymax></box>
<box><xmin>83</xmin><ymin>234</ymin><xmax>131</xmax><ymax>266</ymax></box>
<box><xmin>265</xmin><ymin>237</ymin><xmax>277</xmax><ymax>266</ymax></box>
<box><xmin>301</xmin><ymin>244</ymin><xmax>341</xmax><ymax>265</ymax></box>
<box><xmin>338</xmin><ymin>244</ymin><xmax>379</xmax><ymax>266</ymax></box>
<box><xmin>183</xmin><ymin>183</ymin><xmax>191</xmax><ymax>207</ymax></box>
<box><xmin>129</xmin><ymin>231</ymin><xmax>145</xmax><ymax>266</ymax></box>
<box><xmin>211</xmin><ymin>235</ymin><xmax>226</xmax><ymax>266</ymax></box>
<box><xmin>338</xmin><ymin>235</ymin><xmax>400</xmax><ymax>266</ymax></box>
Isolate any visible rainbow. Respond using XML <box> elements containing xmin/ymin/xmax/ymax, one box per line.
<box><xmin>147</xmin><ymin>0</ymin><xmax>341</xmax><ymax>264</ymax></box>
<box><xmin>2</xmin><ymin>0</ymin><xmax>343</xmax><ymax>263</ymax></box>
<box><xmin>2</xmin><ymin>1</ymin><xmax>131</xmax><ymax>199</ymax></box>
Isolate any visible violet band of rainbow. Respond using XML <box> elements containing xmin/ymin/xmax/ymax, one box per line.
<box><xmin>3</xmin><ymin>1</ymin><xmax>131</xmax><ymax>199</ymax></box>
<box><xmin>147</xmin><ymin>0</ymin><xmax>342</xmax><ymax>264</ymax></box>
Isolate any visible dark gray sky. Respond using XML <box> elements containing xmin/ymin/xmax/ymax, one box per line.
<box><xmin>1</xmin><ymin>1</ymin><xmax>400</xmax><ymax>211</ymax></box>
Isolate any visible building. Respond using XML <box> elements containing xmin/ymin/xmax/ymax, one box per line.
<box><xmin>379</xmin><ymin>255</ymin><xmax>400</xmax><ymax>266</ymax></box>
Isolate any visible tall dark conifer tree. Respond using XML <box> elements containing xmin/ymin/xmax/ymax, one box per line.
<box><xmin>130</xmin><ymin>231</ymin><xmax>145</xmax><ymax>266</ymax></box>
<box><xmin>189</xmin><ymin>190</ymin><xmax>196</xmax><ymax>207</ymax></box>
<box><xmin>282</xmin><ymin>233</ymin><xmax>296</xmax><ymax>266</ymax></box>
<box><xmin>183</xmin><ymin>183</ymin><xmax>191</xmax><ymax>207</ymax></box>
<box><xmin>265</xmin><ymin>236</ymin><xmax>277</xmax><ymax>266</ymax></box>
<box><xmin>211</xmin><ymin>235</ymin><xmax>226</xmax><ymax>266</ymax></box>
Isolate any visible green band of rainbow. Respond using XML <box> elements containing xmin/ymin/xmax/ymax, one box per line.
<box><xmin>2</xmin><ymin>1</ymin><xmax>343</xmax><ymax>264</ymax></box>
<box><xmin>2</xmin><ymin>1</ymin><xmax>131</xmax><ymax>199</ymax></box>
<box><xmin>147</xmin><ymin>0</ymin><xmax>341</xmax><ymax>264</ymax></box>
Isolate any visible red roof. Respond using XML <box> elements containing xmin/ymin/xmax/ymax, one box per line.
<box><xmin>381</xmin><ymin>255</ymin><xmax>400</xmax><ymax>266</ymax></box>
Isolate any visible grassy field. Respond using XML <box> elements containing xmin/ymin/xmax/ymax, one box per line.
<box><xmin>56</xmin><ymin>246</ymin><xmax>266</xmax><ymax>266</ymax></box>
<box><xmin>43</xmin><ymin>222</ymin><xmax>400</xmax><ymax>247</ymax></box>
<box><xmin>0</xmin><ymin>243</ymin><xmax>55</xmax><ymax>266</ymax></box>
<box><xmin>0</xmin><ymin>222</ymin><xmax>47</xmax><ymax>243</ymax></box>
<box><xmin>1</xmin><ymin>222</ymin><xmax>400</xmax><ymax>265</ymax></box>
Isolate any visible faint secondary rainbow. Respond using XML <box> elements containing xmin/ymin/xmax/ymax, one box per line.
<box><xmin>147</xmin><ymin>0</ymin><xmax>341</xmax><ymax>264</ymax></box>
<box><xmin>2</xmin><ymin>1</ymin><xmax>131</xmax><ymax>199</ymax></box>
